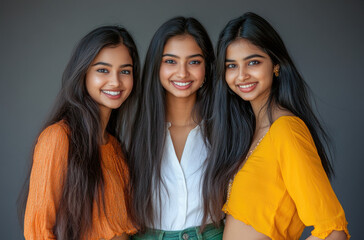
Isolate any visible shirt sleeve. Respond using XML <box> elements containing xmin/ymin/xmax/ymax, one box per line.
<box><xmin>24</xmin><ymin>123</ymin><xmax>69</xmax><ymax>240</ymax></box>
<box><xmin>271</xmin><ymin>117</ymin><xmax>350</xmax><ymax>239</ymax></box>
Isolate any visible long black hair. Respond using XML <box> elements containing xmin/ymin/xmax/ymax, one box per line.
<box><xmin>18</xmin><ymin>25</ymin><xmax>140</xmax><ymax>240</ymax></box>
<box><xmin>127</xmin><ymin>16</ymin><xmax>215</xmax><ymax>232</ymax></box>
<box><xmin>202</xmin><ymin>12</ymin><xmax>334</xmax><ymax>225</ymax></box>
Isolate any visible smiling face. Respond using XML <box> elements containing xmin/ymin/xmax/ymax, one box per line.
<box><xmin>159</xmin><ymin>34</ymin><xmax>205</xmax><ymax>100</ymax></box>
<box><xmin>225</xmin><ymin>38</ymin><xmax>279</xmax><ymax>108</ymax></box>
<box><xmin>86</xmin><ymin>44</ymin><xmax>133</xmax><ymax>118</ymax></box>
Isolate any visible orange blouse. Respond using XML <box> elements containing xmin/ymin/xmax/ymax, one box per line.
<box><xmin>223</xmin><ymin>116</ymin><xmax>349</xmax><ymax>240</ymax></box>
<box><xmin>24</xmin><ymin>121</ymin><xmax>136</xmax><ymax>240</ymax></box>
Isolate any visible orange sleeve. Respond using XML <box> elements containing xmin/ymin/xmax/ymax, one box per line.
<box><xmin>24</xmin><ymin>123</ymin><xmax>69</xmax><ymax>240</ymax></box>
<box><xmin>271</xmin><ymin>117</ymin><xmax>350</xmax><ymax>239</ymax></box>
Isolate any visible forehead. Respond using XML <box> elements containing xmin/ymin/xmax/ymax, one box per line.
<box><xmin>93</xmin><ymin>44</ymin><xmax>132</xmax><ymax>63</ymax></box>
<box><xmin>226</xmin><ymin>38</ymin><xmax>267</xmax><ymax>58</ymax></box>
<box><xmin>163</xmin><ymin>34</ymin><xmax>203</xmax><ymax>55</ymax></box>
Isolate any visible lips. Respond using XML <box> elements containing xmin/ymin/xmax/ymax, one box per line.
<box><xmin>101</xmin><ymin>90</ymin><xmax>122</xmax><ymax>99</ymax></box>
<box><xmin>237</xmin><ymin>82</ymin><xmax>257</xmax><ymax>93</ymax></box>
<box><xmin>171</xmin><ymin>81</ymin><xmax>193</xmax><ymax>90</ymax></box>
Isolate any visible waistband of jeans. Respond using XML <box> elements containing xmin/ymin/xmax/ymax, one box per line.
<box><xmin>143</xmin><ymin>220</ymin><xmax>224</xmax><ymax>238</ymax></box>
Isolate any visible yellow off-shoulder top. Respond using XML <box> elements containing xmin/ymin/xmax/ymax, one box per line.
<box><xmin>223</xmin><ymin>116</ymin><xmax>349</xmax><ymax>240</ymax></box>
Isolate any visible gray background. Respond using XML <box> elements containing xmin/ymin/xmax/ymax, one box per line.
<box><xmin>1</xmin><ymin>0</ymin><xmax>363</xmax><ymax>239</ymax></box>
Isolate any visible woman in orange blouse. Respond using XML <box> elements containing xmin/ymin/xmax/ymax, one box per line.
<box><xmin>18</xmin><ymin>26</ymin><xmax>140</xmax><ymax>240</ymax></box>
<box><xmin>202</xmin><ymin>12</ymin><xmax>349</xmax><ymax>239</ymax></box>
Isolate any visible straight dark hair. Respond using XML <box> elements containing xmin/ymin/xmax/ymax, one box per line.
<box><xmin>18</xmin><ymin>25</ymin><xmax>140</xmax><ymax>240</ymax></box>
<box><xmin>126</xmin><ymin>16</ymin><xmax>215</xmax><ymax>232</ymax></box>
<box><xmin>202</xmin><ymin>12</ymin><xmax>334</xmax><ymax>225</ymax></box>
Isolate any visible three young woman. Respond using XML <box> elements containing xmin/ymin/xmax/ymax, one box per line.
<box><xmin>19</xmin><ymin>26</ymin><xmax>140</xmax><ymax>239</ymax></box>
<box><xmin>204</xmin><ymin>12</ymin><xmax>349</xmax><ymax>240</ymax></box>
<box><xmin>127</xmin><ymin>17</ymin><xmax>223</xmax><ymax>239</ymax></box>
<box><xmin>20</xmin><ymin>13</ymin><xmax>349</xmax><ymax>240</ymax></box>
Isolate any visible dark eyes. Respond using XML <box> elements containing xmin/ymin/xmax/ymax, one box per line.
<box><xmin>226</xmin><ymin>64</ymin><xmax>237</xmax><ymax>69</ymax></box>
<box><xmin>97</xmin><ymin>69</ymin><xmax>131</xmax><ymax>74</ymax></box>
<box><xmin>97</xmin><ymin>69</ymin><xmax>109</xmax><ymax>73</ymax></box>
<box><xmin>189</xmin><ymin>60</ymin><xmax>201</xmax><ymax>65</ymax></box>
<box><xmin>248</xmin><ymin>60</ymin><xmax>260</xmax><ymax>66</ymax></box>
<box><xmin>163</xmin><ymin>59</ymin><xmax>201</xmax><ymax>65</ymax></box>
<box><xmin>120</xmin><ymin>70</ymin><xmax>131</xmax><ymax>75</ymax></box>
<box><xmin>164</xmin><ymin>59</ymin><xmax>176</xmax><ymax>64</ymax></box>
<box><xmin>226</xmin><ymin>60</ymin><xmax>260</xmax><ymax>69</ymax></box>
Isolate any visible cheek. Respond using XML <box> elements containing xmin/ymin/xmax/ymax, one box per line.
<box><xmin>194</xmin><ymin>65</ymin><xmax>205</xmax><ymax>81</ymax></box>
<box><xmin>252</xmin><ymin>66</ymin><xmax>274</xmax><ymax>84</ymax></box>
<box><xmin>259</xmin><ymin>71</ymin><xmax>274</xmax><ymax>86</ymax></box>
<box><xmin>86</xmin><ymin>73</ymin><xmax>103</xmax><ymax>87</ymax></box>
<box><xmin>85</xmin><ymin>74</ymin><xmax>98</xmax><ymax>95</ymax></box>
<box><xmin>225</xmin><ymin>71</ymin><xmax>235</xmax><ymax>86</ymax></box>
<box><xmin>159</xmin><ymin>65</ymin><xmax>173</xmax><ymax>81</ymax></box>
<box><xmin>125</xmin><ymin>77</ymin><xmax>134</xmax><ymax>91</ymax></box>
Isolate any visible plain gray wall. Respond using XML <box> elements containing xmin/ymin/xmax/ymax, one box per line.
<box><xmin>1</xmin><ymin>0</ymin><xmax>363</xmax><ymax>239</ymax></box>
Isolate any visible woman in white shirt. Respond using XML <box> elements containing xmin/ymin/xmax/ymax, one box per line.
<box><xmin>127</xmin><ymin>17</ymin><xmax>223</xmax><ymax>239</ymax></box>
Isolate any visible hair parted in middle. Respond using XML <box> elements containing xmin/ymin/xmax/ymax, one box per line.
<box><xmin>126</xmin><ymin>16</ymin><xmax>215</xmax><ymax>232</ymax></box>
<box><xmin>18</xmin><ymin>25</ymin><xmax>141</xmax><ymax>240</ymax></box>
<box><xmin>202</xmin><ymin>12</ymin><xmax>334</xmax><ymax>225</ymax></box>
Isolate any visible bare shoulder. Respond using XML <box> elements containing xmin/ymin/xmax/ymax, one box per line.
<box><xmin>272</xmin><ymin>108</ymin><xmax>295</xmax><ymax>122</ymax></box>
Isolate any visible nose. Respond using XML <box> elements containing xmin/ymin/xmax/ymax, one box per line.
<box><xmin>109</xmin><ymin>71</ymin><xmax>121</xmax><ymax>87</ymax></box>
<box><xmin>176</xmin><ymin>63</ymin><xmax>189</xmax><ymax>79</ymax></box>
<box><xmin>237</xmin><ymin>66</ymin><xmax>249</xmax><ymax>81</ymax></box>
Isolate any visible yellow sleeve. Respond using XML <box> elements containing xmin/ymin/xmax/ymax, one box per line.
<box><xmin>24</xmin><ymin>123</ymin><xmax>69</xmax><ymax>240</ymax></box>
<box><xmin>271</xmin><ymin>117</ymin><xmax>350</xmax><ymax>239</ymax></box>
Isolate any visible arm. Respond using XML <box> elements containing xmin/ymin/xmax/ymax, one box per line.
<box><xmin>24</xmin><ymin>123</ymin><xmax>69</xmax><ymax>240</ymax></box>
<box><xmin>273</xmin><ymin>118</ymin><xmax>349</xmax><ymax>239</ymax></box>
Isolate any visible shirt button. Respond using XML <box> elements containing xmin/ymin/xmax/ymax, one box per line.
<box><xmin>182</xmin><ymin>233</ymin><xmax>189</xmax><ymax>240</ymax></box>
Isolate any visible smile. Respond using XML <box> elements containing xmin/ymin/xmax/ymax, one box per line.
<box><xmin>237</xmin><ymin>82</ymin><xmax>257</xmax><ymax>93</ymax></box>
<box><xmin>172</xmin><ymin>81</ymin><xmax>192</xmax><ymax>86</ymax></box>
<box><xmin>102</xmin><ymin>90</ymin><xmax>121</xmax><ymax>96</ymax></box>
<box><xmin>238</xmin><ymin>83</ymin><xmax>256</xmax><ymax>89</ymax></box>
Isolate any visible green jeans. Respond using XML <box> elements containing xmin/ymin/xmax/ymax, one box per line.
<box><xmin>130</xmin><ymin>222</ymin><xmax>224</xmax><ymax>240</ymax></box>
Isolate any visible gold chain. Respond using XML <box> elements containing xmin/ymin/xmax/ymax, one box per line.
<box><xmin>224</xmin><ymin>132</ymin><xmax>267</xmax><ymax>210</ymax></box>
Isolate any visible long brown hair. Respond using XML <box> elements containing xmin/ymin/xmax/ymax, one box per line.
<box><xmin>18</xmin><ymin>25</ymin><xmax>140</xmax><ymax>239</ymax></box>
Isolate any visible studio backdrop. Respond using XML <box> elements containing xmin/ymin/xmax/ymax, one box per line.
<box><xmin>0</xmin><ymin>0</ymin><xmax>363</xmax><ymax>239</ymax></box>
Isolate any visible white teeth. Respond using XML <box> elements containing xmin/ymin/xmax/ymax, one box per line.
<box><xmin>102</xmin><ymin>90</ymin><xmax>120</xmax><ymax>96</ymax></box>
<box><xmin>238</xmin><ymin>83</ymin><xmax>256</xmax><ymax>89</ymax></box>
<box><xmin>173</xmin><ymin>81</ymin><xmax>192</xmax><ymax>86</ymax></box>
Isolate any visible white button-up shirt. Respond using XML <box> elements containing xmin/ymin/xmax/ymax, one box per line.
<box><xmin>150</xmin><ymin>123</ymin><xmax>211</xmax><ymax>230</ymax></box>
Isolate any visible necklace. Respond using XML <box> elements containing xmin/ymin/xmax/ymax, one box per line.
<box><xmin>223</xmin><ymin>132</ymin><xmax>267</xmax><ymax>211</ymax></box>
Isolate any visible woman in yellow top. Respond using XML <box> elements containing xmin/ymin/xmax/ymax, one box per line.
<box><xmin>202</xmin><ymin>12</ymin><xmax>350</xmax><ymax>239</ymax></box>
<box><xmin>18</xmin><ymin>26</ymin><xmax>140</xmax><ymax>239</ymax></box>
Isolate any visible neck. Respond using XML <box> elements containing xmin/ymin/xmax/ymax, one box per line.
<box><xmin>165</xmin><ymin>93</ymin><xmax>197</xmax><ymax>127</ymax></box>
<box><xmin>100</xmin><ymin>107</ymin><xmax>111</xmax><ymax>144</ymax></box>
<box><xmin>251</xmin><ymin>100</ymin><xmax>270</xmax><ymax>130</ymax></box>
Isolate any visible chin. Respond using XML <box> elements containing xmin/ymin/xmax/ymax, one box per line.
<box><xmin>169</xmin><ymin>91</ymin><xmax>195</xmax><ymax>98</ymax></box>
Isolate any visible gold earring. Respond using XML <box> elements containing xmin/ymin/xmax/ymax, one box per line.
<box><xmin>274</xmin><ymin>69</ymin><xmax>279</xmax><ymax>77</ymax></box>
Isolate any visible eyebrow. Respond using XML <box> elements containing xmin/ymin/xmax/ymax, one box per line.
<box><xmin>162</xmin><ymin>53</ymin><xmax>204</xmax><ymax>59</ymax></box>
<box><xmin>225</xmin><ymin>54</ymin><xmax>265</xmax><ymax>62</ymax></box>
<box><xmin>91</xmin><ymin>62</ymin><xmax>133</xmax><ymax>68</ymax></box>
